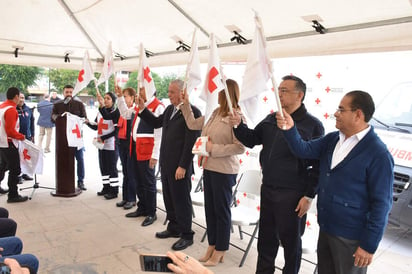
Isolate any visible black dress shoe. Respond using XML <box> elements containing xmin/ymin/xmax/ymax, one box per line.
<box><xmin>22</xmin><ymin>174</ymin><xmax>33</xmax><ymax>181</ymax></box>
<box><xmin>172</xmin><ymin>238</ymin><xmax>193</xmax><ymax>251</ymax></box>
<box><xmin>0</xmin><ymin>187</ymin><xmax>9</xmax><ymax>194</ymax></box>
<box><xmin>155</xmin><ymin>230</ymin><xmax>180</xmax><ymax>239</ymax></box>
<box><xmin>142</xmin><ymin>214</ymin><xmax>157</xmax><ymax>226</ymax></box>
<box><xmin>116</xmin><ymin>200</ymin><xmax>127</xmax><ymax>207</ymax></box>
<box><xmin>125</xmin><ymin>210</ymin><xmax>146</xmax><ymax>218</ymax></box>
<box><xmin>7</xmin><ymin>195</ymin><xmax>29</xmax><ymax>203</ymax></box>
<box><xmin>123</xmin><ymin>202</ymin><xmax>136</xmax><ymax>210</ymax></box>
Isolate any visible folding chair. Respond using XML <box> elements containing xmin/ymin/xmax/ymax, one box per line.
<box><xmin>230</xmin><ymin>169</ymin><xmax>262</xmax><ymax>267</ymax></box>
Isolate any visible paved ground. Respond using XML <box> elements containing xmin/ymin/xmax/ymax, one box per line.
<box><xmin>1</xmin><ymin>107</ymin><xmax>412</xmax><ymax>273</ymax></box>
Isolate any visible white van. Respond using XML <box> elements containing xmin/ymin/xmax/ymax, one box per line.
<box><xmin>371</xmin><ymin>82</ymin><xmax>412</xmax><ymax>228</ymax></box>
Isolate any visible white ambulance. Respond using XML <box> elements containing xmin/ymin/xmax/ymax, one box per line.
<box><xmin>370</xmin><ymin>82</ymin><xmax>412</xmax><ymax>229</ymax></box>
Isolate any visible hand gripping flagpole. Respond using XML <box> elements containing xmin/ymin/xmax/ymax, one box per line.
<box><xmin>254</xmin><ymin>12</ymin><xmax>284</xmax><ymax>121</ymax></box>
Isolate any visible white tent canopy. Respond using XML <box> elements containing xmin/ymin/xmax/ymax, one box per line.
<box><xmin>1</xmin><ymin>0</ymin><xmax>412</xmax><ymax>71</ymax></box>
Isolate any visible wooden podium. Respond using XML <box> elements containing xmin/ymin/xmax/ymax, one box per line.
<box><xmin>51</xmin><ymin>115</ymin><xmax>82</xmax><ymax>197</ymax></box>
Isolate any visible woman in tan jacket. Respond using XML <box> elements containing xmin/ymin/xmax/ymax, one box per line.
<box><xmin>180</xmin><ymin>79</ymin><xmax>245</xmax><ymax>267</ymax></box>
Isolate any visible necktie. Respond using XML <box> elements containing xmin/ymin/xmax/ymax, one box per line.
<box><xmin>170</xmin><ymin>107</ymin><xmax>178</xmax><ymax>120</ymax></box>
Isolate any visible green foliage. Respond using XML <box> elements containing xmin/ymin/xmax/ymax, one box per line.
<box><xmin>124</xmin><ymin>71</ymin><xmax>182</xmax><ymax>99</ymax></box>
<box><xmin>0</xmin><ymin>64</ymin><xmax>41</xmax><ymax>94</ymax></box>
<box><xmin>49</xmin><ymin>68</ymin><xmax>114</xmax><ymax>97</ymax></box>
<box><xmin>49</xmin><ymin>68</ymin><xmax>78</xmax><ymax>92</ymax></box>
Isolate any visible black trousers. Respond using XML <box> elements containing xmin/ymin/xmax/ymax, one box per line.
<box><xmin>256</xmin><ymin>186</ymin><xmax>306</xmax><ymax>274</ymax></box>
<box><xmin>119</xmin><ymin>142</ymin><xmax>135</xmax><ymax>202</ymax></box>
<box><xmin>98</xmin><ymin>149</ymin><xmax>118</xmax><ymax>187</ymax></box>
<box><xmin>132</xmin><ymin>159</ymin><xmax>156</xmax><ymax>215</ymax></box>
<box><xmin>161</xmin><ymin>167</ymin><xmax>193</xmax><ymax>240</ymax></box>
<box><xmin>318</xmin><ymin>231</ymin><xmax>367</xmax><ymax>274</ymax></box>
<box><xmin>203</xmin><ymin>169</ymin><xmax>236</xmax><ymax>251</ymax></box>
<box><xmin>0</xmin><ymin>143</ymin><xmax>21</xmax><ymax>198</ymax></box>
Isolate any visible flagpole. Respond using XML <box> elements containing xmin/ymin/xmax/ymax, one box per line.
<box><xmin>183</xmin><ymin>28</ymin><xmax>198</xmax><ymax>92</ymax></box>
<box><xmin>219</xmin><ymin>63</ymin><xmax>234</xmax><ymax>116</ymax></box>
<box><xmin>138</xmin><ymin>44</ymin><xmax>144</xmax><ymax>90</ymax></box>
<box><xmin>254</xmin><ymin>12</ymin><xmax>284</xmax><ymax>119</ymax></box>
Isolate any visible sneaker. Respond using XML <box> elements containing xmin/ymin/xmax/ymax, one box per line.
<box><xmin>116</xmin><ymin>200</ymin><xmax>127</xmax><ymax>207</ymax></box>
<box><xmin>104</xmin><ymin>193</ymin><xmax>118</xmax><ymax>200</ymax></box>
<box><xmin>123</xmin><ymin>202</ymin><xmax>136</xmax><ymax>210</ymax></box>
<box><xmin>78</xmin><ymin>182</ymin><xmax>87</xmax><ymax>191</ymax></box>
<box><xmin>7</xmin><ymin>195</ymin><xmax>29</xmax><ymax>203</ymax></box>
<box><xmin>0</xmin><ymin>187</ymin><xmax>9</xmax><ymax>194</ymax></box>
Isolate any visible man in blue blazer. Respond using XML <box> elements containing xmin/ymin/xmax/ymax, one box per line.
<box><xmin>138</xmin><ymin>79</ymin><xmax>201</xmax><ymax>251</ymax></box>
<box><xmin>276</xmin><ymin>90</ymin><xmax>393</xmax><ymax>274</ymax></box>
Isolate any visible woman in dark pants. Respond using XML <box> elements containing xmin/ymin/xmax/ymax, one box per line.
<box><xmin>86</xmin><ymin>91</ymin><xmax>120</xmax><ymax>199</ymax></box>
<box><xmin>180</xmin><ymin>79</ymin><xmax>245</xmax><ymax>266</ymax></box>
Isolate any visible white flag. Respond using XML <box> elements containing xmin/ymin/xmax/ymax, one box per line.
<box><xmin>185</xmin><ymin>29</ymin><xmax>202</xmax><ymax>94</ymax></box>
<box><xmin>97</xmin><ymin>41</ymin><xmax>114</xmax><ymax>86</ymax></box>
<box><xmin>19</xmin><ymin>140</ymin><xmax>43</xmax><ymax>175</ymax></box>
<box><xmin>66</xmin><ymin>112</ymin><xmax>84</xmax><ymax>149</ymax></box>
<box><xmin>73</xmin><ymin>51</ymin><xmax>96</xmax><ymax>96</ymax></box>
<box><xmin>200</xmin><ymin>33</ymin><xmax>225</xmax><ymax>120</ymax></box>
<box><xmin>138</xmin><ymin>43</ymin><xmax>156</xmax><ymax>100</ymax></box>
<box><xmin>240</xmin><ymin>17</ymin><xmax>271</xmax><ymax>126</ymax></box>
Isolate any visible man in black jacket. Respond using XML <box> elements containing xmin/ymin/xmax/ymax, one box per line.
<box><xmin>138</xmin><ymin>79</ymin><xmax>201</xmax><ymax>251</ymax></box>
<box><xmin>229</xmin><ymin>75</ymin><xmax>324</xmax><ymax>274</ymax></box>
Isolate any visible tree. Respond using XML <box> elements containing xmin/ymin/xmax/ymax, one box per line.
<box><xmin>0</xmin><ymin>64</ymin><xmax>41</xmax><ymax>94</ymax></box>
<box><xmin>49</xmin><ymin>68</ymin><xmax>78</xmax><ymax>92</ymax></box>
<box><xmin>124</xmin><ymin>71</ymin><xmax>182</xmax><ymax>99</ymax></box>
<box><xmin>49</xmin><ymin>68</ymin><xmax>114</xmax><ymax>96</ymax></box>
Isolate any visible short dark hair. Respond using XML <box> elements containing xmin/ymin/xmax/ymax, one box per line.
<box><xmin>346</xmin><ymin>90</ymin><xmax>375</xmax><ymax>122</ymax></box>
<box><xmin>282</xmin><ymin>75</ymin><xmax>307</xmax><ymax>101</ymax></box>
<box><xmin>6</xmin><ymin>87</ymin><xmax>20</xmax><ymax>100</ymax></box>
<box><xmin>63</xmin><ymin>84</ymin><xmax>74</xmax><ymax>90</ymax></box>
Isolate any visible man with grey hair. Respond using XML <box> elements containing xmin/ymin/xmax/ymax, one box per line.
<box><xmin>37</xmin><ymin>93</ymin><xmax>55</xmax><ymax>153</ymax></box>
<box><xmin>138</xmin><ymin>79</ymin><xmax>201</xmax><ymax>251</ymax></box>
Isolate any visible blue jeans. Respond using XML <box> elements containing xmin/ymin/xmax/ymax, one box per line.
<box><xmin>75</xmin><ymin>147</ymin><xmax>85</xmax><ymax>183</ymax></box>
<box><xmin>0</xmin><ymin>236</ymin><xmax>39</xmax><ymax>273</ymax></box>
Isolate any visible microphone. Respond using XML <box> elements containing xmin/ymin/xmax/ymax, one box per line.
<box><xmin>64</xmin><ymin>96</ymin><xmax>72</xmax><ymax>104</ymax></box>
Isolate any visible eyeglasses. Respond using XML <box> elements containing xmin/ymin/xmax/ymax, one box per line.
<box><xmin>278</xmin><ymin>87</ymin><xmax>299</xmax><ymax>94</ymax></box>
<box><xmin>336</xmin><ymin>108</ymin><xmax>356</xmax><ymax>114</ymax></box>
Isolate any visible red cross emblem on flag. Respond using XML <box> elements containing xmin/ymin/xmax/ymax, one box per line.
<box><xmin>78</xmin><ymin>69</ymin><xmax>85</xmax><ymax>82</ymax></box>
<box><xmin>23</xmin><ymin>149</ymin><xmax>31</xmax><ymax>160</ymax></box>
<box><xmin>207</xmin><ymin>67</ymin><xmax>219</xmax><ymax>93</ymax></box>
<box><xmin>144</xmin><ymin>67</ymin><xmax>152</xmax><ymax>83</ymax></box>
<box><xmin>72</xmin><ymin>124</ymin><xmax>81</xmax><ymax>138</ymax></box>
<box><xmin>97</xmin><ymin>118</ymin><xmax>108</xmax><ymax>134</ymax></box>
<box><xmin>194</xmin><ymin>138</ymin><xmax>203</xmax><ymax>149</ymax></box>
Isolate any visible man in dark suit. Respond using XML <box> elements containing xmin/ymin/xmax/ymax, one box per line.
<box><xmin>138</xmin><ymin>79</ymin><xmax>201</xmax><ymax>251</ymax></box>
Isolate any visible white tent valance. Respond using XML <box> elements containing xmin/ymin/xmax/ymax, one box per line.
<box><xmin>1</xmin><ymin>0</ymin><xmax>412</xmax><ymax>70</ymax></box>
